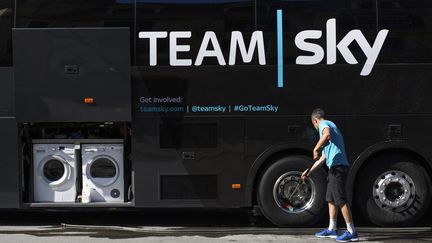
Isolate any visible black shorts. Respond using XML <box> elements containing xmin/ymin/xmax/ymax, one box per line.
<box><xmin>326</xmin><ymin>165</ymin><xmax>349</xmax><ymax>206</ymax></box>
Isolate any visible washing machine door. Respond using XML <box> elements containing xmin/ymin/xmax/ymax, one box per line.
<box><xmin>87</xmin><ymin>156</ymin><xmax>119</xmax><ymax>187</ymax></box>
<box><xmin>39</xmin><ymin>155</ymin><xmax>72</xmax><ymax>188</ymax></box>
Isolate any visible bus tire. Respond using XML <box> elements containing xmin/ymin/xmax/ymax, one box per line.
<box><xmin>355</xmin><ymin>154</ymin><xmax>431</xmax><ymax>226</ymax></box>
<box><xmin>257</xmin><ymin>155</ymin><xmax>326</xmax><ymax>227</ymax></box>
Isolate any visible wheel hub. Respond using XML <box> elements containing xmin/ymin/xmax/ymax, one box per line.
<box><xmin>372</xmin><ymin>170</ymin><xmax>415</xmax><ymax>212</ymax></box>
<box><xmin>273</xmin><ymin>171</ymin><xmax>316</xmax><ymax>214</ymax></box>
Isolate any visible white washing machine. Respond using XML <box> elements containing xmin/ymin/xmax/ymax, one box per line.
<box><xmin>33</xmin><ymin>144</ymin><xmax>77</xmax><ymax>202</ymax></box>
<box><xmin>81</xmin><ymin>144</ymin><xmax>124</xmax><ymax>203</ymax></box>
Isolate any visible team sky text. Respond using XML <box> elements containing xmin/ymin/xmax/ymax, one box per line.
<box><xmin>139</xmin><ymin>18</ymin><xmax>389</xmax><ymax>77</ymax></box>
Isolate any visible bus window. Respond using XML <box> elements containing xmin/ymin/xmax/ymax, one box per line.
<box><xmin>0</xmin><ymin>0</ymin><xmax>12</xmax><ymax>66</ymax></box>
<box><xmin>15</xmin><ymin>0</ymin><xmax>135</xmax><ymax>64</ymax></box>
<box><xmin>377</xmin><ymin>0</ymin><xmax>432</xmax><ymax>63</ymax></box>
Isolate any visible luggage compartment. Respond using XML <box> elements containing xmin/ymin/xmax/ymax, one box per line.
<box><xmin>13</xmin><ymin>27</ymin><xmax>131</xmax><ymax>123</ymax></box>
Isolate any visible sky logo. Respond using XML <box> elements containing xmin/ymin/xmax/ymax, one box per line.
<box><xmin>277</xmin><ymin>9</ymin><xmax>389</xmax><ymax>88</ymax></box>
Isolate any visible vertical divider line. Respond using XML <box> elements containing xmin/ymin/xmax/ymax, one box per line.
<box><xmin>277</xmin><ymin>9</ymin><xmax>283</xmax><ymax>88</ymax></box>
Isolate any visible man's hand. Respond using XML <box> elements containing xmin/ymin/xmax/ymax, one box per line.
<box><xmin>302</xmin><ymin>153</ymin><xmax>326</xmax><ymax>181</ymax></box>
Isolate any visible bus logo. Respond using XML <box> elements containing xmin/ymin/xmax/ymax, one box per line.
<box><xmin>139</xmin><ymin>10</ymin><xmax>389</xmax><ymax>88</ymax></box>
<box><xmin>277</xmin><ymin>9</ymin><xmax>389</xmax><ymax>87</ymax></box>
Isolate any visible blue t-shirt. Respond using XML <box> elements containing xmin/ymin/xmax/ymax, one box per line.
<box><xmin>319</xmin><ymin>120</ymin><xmax>349</xmax><ymax>168</ymax></box>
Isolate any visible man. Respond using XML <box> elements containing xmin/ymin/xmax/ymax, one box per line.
<box><xmin>301</xmin><ymin>108</ymin><xmax>359</xmax><ymax>242</ymax></box>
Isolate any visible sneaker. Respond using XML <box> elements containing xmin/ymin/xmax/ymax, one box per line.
<box><xmin>315</xmin><ymin>228</ymin><xmax>338</xmax><ymax>238</ymax></box>
<box><xmin>336</xmin><ymin>230</ymin><xmax>359</xmax><ymax>242</ymax></box>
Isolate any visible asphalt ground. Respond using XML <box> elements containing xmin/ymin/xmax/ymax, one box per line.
<box><xmin>0</xmin><ymin>209</ymin><xmax>430</xmax><ymax>242</ymax></box>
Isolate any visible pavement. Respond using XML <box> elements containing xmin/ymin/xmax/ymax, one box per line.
<box><xmin>0</xmin><ymin>210</ymin><xmax>430</xmax><ymax>242</ymax></box>
<box><xmin>0</xmin><ymin>225</ymin><xmax>430</xmax><ymax>242</ymax></box>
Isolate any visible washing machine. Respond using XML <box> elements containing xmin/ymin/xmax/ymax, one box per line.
<box><xmin>33</xmin><ymin>144</ymin><xmax>77</xmax><ymax>202</ymax></box>
<box><xmin>81</xmin><ymin>144</ymin><xmax>124</xmax><ymax>203</ymax></box>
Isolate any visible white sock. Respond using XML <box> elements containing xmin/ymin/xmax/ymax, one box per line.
<box><xmin>328</xmin><ymin>219</ymin><xmax>337</xmax><ymax>231</ymax></box>
<box><xmin>347</xmin><ymin>222</ymin><xmax>355</xmax><ymax>234</ymax></box>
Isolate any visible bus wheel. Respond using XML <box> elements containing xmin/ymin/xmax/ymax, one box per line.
<box><xmin>257</xmin><ymin>155</ymin><xmax>326</xmax><ymax>227</ymax></box>
<box><xmin>356</xmin><ymin>154</ymin><xmax>432</xmax><ymax>226</ymax></box>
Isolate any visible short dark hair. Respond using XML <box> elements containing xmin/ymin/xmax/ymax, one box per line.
<box><xmin>311</xmin><ymin>108</ymin><xmax>325</xmax><ymax>119</ymax></box>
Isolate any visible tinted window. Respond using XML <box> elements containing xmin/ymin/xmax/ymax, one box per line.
<box><xmin>0</xmin><ymin>0</ymin><xmax>13</xmax><ymax>66</ymax></box>
<box><xmin>378</xmin><ymin>0</ymin><xmax>432</xmax><ymax>63</ymax></box>
<box><xmin>16</xmin><ymin>0</ymin><xmax>134</xmax><ymax>63</ymax></box>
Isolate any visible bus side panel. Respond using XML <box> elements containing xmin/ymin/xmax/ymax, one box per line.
<box><xmin>0</xmin><ymin>67</ymin><xmax>14</xmax><ymax>117</ymax></box>
<box><xmin>131</xmin><ymin>117</ymin><xmax>246</xmax><ymax>208</ymax></box>
<box><xmin>0</xmin><ymin>68</ymin><xmax>19</xmax><ymax>208</ymax></box>
<box><xmin>0</xmin><ymin>119</ymin><xmax>19</xmax><ymax>208</ymax></box>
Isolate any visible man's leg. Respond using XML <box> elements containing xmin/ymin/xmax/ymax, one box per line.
<box><xmin>340</xmin><ymin>203</ymin><xmax>356</xmax><ymax>234</ymax></box>
<box><xmin>340</xmin><ymin>203</ymin><xmax>352</xmax><ymax>224</ymax></box>
<box><xmin>328</xmin><ymin>202</ymin><xmax>338</xmax><ymax>231</ymax></box>
<box><xmin>333</xmin><ymin>166</ymin><xmax>359</xmax><ymax>241</ymax></box>
<box><xmin>315</xmin><ymin>179</ymin><xmax>339</xmax><ymax>238</ymax></box>
<box><xmin>315</xmin><ymin>202</ymin><xmax>338</xmax><ymax>238</ymax></box>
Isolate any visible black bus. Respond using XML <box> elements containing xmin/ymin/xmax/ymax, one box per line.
<box><xmin>0</xmin><ymin>0</ymin><xmax>431</xmax><ymax>227</ymax></box>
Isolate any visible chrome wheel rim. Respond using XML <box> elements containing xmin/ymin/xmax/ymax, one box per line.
<box><xmin>273</xmin><ymin>171</ymin><xmax>316</xmax><ymax>214</ymax></box>
<box><xmin>372</xmin><ymin>170</ymin><xmax>415</xmax><ymax>212</ymax></box>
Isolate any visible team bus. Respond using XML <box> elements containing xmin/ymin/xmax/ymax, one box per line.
<box><xmin>0</xmin><ymin>0</ymin><xmax>430</xmax><ymax>227</ymax></box>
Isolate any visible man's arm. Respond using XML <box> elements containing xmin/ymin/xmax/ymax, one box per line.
<box><xmin>313</xmin><ymin>127</ymin><xmax>331</xmax><ymax>160</ymax></box>
<box><xmin>301</xmin><ymin>153</ymin><xmax>326</xmax><ymax>181</ymax></box>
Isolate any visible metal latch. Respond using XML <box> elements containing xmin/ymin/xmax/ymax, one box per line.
<box><xmin>65</xmin><ymin>65</ymin><xmax>79</xmax><ymax>74</ymax></box>
<box><xmin>388</xmin><ymin>124</ymin><xmax>402</xmax><ymax>136</ymax></box>
<box><xmin>287</xmin><ymin>125</ymin><xmax>301</xmax><ymax>134</ymax></box>
<box><xmin>182</xmin><ymin>152</ymin><xmax>195</xmax><ymax>160</ymax></box>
